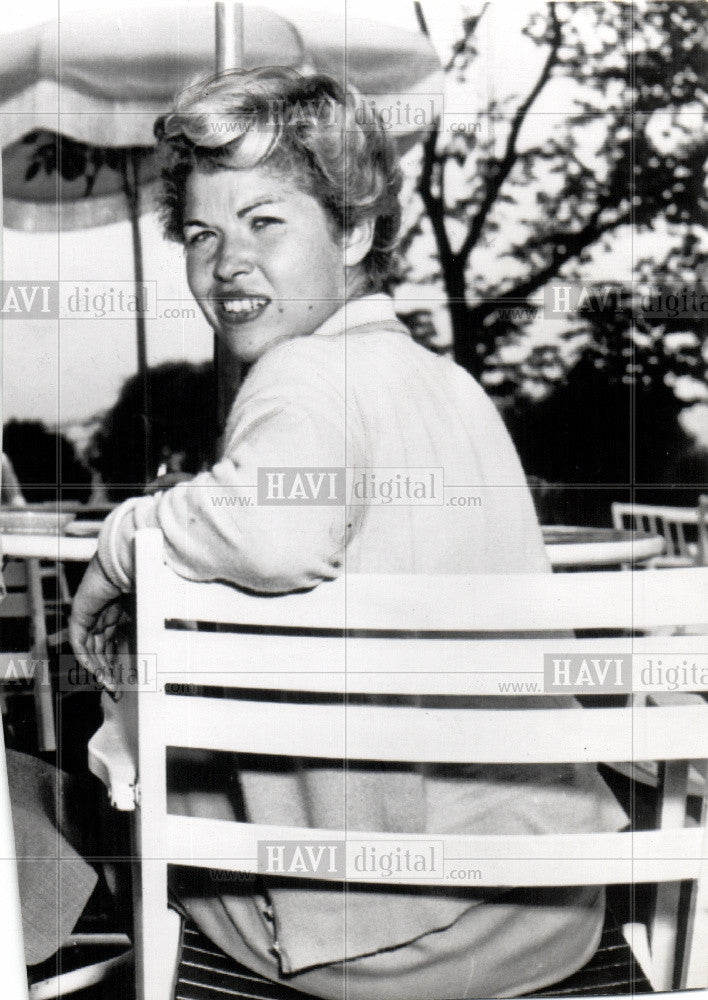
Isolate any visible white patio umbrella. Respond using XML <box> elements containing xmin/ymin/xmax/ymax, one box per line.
<box><xmin>0</xmin><ymin>3</ymin><xmax>441</xmax><ymax>152</ymax></box>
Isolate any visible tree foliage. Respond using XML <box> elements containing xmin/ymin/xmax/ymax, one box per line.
<box><xmin>90</xmin><ymin>362</ymin><xmax>217</xmax><ymax>501</ymax></box>
<box><xmin>405</xmin><ymin>1</ymin><xmax>706</xmax><ymax>503</ymax></box>
<box><xmin>2</xmin><ymin>420</ymin><xmax>92</xmax><ymax>503</ymax></box>
<box><xmin>411</xmin><ymin>1</ymin><xmax>706</xmax><ymax>378</ymax></box>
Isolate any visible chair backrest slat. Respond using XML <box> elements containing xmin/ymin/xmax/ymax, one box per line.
<box><xmin>159</xmin><ymin>696</ymin><xmax>708</xmax><ymax>763</ymax></box>
<box><xmin>154</xmin><ymin>563</ymin><xmax>708</xmax><ymax>632</ymax></box>
<box><xmin>155</xmin><ymin>629</ymin><xmax>706</xmax><ymax>694</ymax></box>
<box><xmin>676</xmin><ymin>521</ymin><xmax>689</xmax><ymax>557</ymax></box>
<box><xmin>159</xmin><ymin>814</ymin><xmax>704</xmax><ymax>887</ymax></box>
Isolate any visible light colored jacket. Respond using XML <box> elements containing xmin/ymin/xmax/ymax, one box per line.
<box><xmin>97</xmin><ymin>295</ymin><xmax>626</xmax><ymax>972</ymax></box>
<box><xmin>98</xmin><ymin>295</ymin><xmax>551</xmax><ymax>589</ymax></box>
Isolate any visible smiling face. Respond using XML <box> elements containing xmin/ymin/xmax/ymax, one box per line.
<box><xmin>183</xmin><ymin>165</ymin><xmax>363</xmax><ymax>363</ymax></box>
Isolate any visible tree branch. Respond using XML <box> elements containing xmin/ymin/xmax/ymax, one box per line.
<box><xmin>471</xmin><ymin>209</ymin><xmax>632</xmax><ymax>322</ymax></box>
<box><xmin>419</xmin><ymin>4</ymin><xmax>492</xmax><ymax>277</ymax></box>
<box><xmin>444</xmin><ymin>2</ymin><xmax>490</xmax><ymax>73</ymax></box>
<box><xmin>417</xmin><ymin>121</ymin><xmax>454</xmax><ymax>267</ymax></box>
<box><xmin>457</xmin><ymin>3</ymin><xmax>562</xmax><ymax>264</ymax></box>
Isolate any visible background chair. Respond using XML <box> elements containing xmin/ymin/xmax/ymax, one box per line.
<box><xmin>92</xmin><ymin>528</ymin><xmax>708</xmax><ymax>1000</ymax></box>
<box><xmin>0</xmin><ymin>542</ymin><xmax>74</xmax><ymax>753</ymax></box>
<box><xmin>611</xmin><ymin>501</ymin><xmax>701</xmax><ymax>568</ymax></box>
<box><xmin>1</xmin><ymin>558</ymin><xmax>132</xmax><ymax>995</ymax></box>
<box><xmin>0</xmin><ymin>726</ymin><xmax>133</xmax><ymax>1000</ymax></box>
<box><xmin>0</xmin><ymin>558</ymin><xmax>57</xmax><ymax>752</ymax></box>
<box><xmin>697</xmin><ymin>495</ymin><xmax>708</xmax><ymax>567</ymax></box>
<box><xmin>1</xmin><ymin>464</ymin><xmax>74</xmax><ymax>753</ymax></box>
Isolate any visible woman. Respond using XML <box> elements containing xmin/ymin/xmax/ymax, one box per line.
<box><xmin>70</xmin><ymin>68</ymin><xmax>626</xmax><ymax>999</ymax></box>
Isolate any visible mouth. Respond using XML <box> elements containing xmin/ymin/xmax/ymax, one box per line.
<box><xmin>214</xmin><ymin>296</ymin><xmax>270</xmax><ymax>324</ymax></box>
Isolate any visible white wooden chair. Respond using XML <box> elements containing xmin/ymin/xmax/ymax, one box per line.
<box><xmin>611</xmin><ymin>502</ymin><xmax>701</xmax><ymax>568</ymax></box>
<box><xmin>698</xmin><ymin>495</ymin><xmax>708</xmax><ymax>567</ymax></box>
<box><xmin>91</xmin><ymin>527</ymin><xmax>708</xmax><ymax>1000</ymax></box>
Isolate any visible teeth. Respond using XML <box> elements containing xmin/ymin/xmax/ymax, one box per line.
<box><xmin>221</xmin><ymin>298</ymin><xmax>268</xmax><ymax>314</ymax></box>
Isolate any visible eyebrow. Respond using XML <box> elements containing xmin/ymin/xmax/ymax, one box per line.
<box><xmin>183</xmin><ymin>198</ymin><xmax>284</xmax><ymax>229</ymax></box>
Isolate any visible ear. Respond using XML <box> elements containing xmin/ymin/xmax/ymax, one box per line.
<box><xmin>343</xmin><ymin>217</ymin><xmax>375</xmax><ymax>269</ymax></box>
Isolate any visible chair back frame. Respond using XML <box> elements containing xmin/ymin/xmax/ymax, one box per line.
<box><xmin>113</xmin><ymin>528</ymin><xmax>708</xmax><ymax>998</ymax></box>
<box><xmin>611</xmin><ymin>501</ymin><xmax>701</xmax><ymax>567</ymax></box>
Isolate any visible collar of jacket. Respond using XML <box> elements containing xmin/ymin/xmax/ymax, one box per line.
<box><xmin>311</xmin><ymin>293</ymin><xmax>410</xmax><ymax>339</ymax></box>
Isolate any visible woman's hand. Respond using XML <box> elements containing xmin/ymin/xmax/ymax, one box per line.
<box><xmin>68</xmin><ymin>555</ymin><xmax>128</xmax><ymax>692</ymax></box>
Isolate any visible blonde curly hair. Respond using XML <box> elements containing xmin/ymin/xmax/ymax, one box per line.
<box><xmin>155</xmin><ymin>67</ymin><xmax>403</xmax><ymax>291</ymax></box>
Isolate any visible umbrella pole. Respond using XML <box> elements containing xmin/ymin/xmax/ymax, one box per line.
<box><xmin>124</xmin><ymin>149</ymin><xmax>152</xmax><ymax>485</ymax></box>
<box><xmin>215</xmin><ymin>1</ymin><xmax>243</xmax><ymax>68</ymax></box>
<box><xmin>214</xmin><ymin>1</ymin><xmax>243</xmax><ymax>431</ymax></box>
<box><xmin>0</xmin><ymin>149</ymin><xmax>31</xmax><ymax>1000</ymax></box>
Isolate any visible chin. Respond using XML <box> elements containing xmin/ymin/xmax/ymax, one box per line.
<box><xmin>226</xmin><ymin>336</ymin><xmax>267</xmax><ymax>365</ymax></box>
<box><xmin>211</xmin><ymin>324</ymin><xmax>252</xmax><ymax>358</ymax></box>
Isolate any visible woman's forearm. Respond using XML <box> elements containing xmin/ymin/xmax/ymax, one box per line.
<box><xmin>97</xmin><ymin>399</ymin><xmax>361</xmax><ymax>593</ymax></box>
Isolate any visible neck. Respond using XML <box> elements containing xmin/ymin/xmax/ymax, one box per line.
<box><xmin>345</xmin><ymin>268</ymin><xmax>373</xmax><ymax>301</ymax></box>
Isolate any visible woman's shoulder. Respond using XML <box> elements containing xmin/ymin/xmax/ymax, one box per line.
<box><xmin>260</xmin><ymin>330</ymin><xmax>344</xmax><ymax>363</ymax></box>
<box><xmin>243</xmin><ymin>328</ymin><xmax>494</xmax><ymax>413</ymax></box>
<box><xmin>233</xmin><ymin>335</ymin><xmax>347</xmax><ymax>418</ymax></box>
<box><xmin>248</xmin><ymin>333</ymin><xmax>348</xmax><ymax>387</ymax></box>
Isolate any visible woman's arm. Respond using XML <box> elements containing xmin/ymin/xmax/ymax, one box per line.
<box><xmin>69</xmin><ymin>401</ymin><xmax>356</xmax><ymax>668</ymax></box>
<box><xmin>98</xmin><ymin>399</ymin><xmax>355</xmax><ymax>594</ymax></box>
<box><xmin>69</xmin><ymin>340</ymin><xmax>365</xmax><ymax>671</ymax></box>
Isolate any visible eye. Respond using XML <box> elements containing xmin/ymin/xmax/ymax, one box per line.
<box><xmin>184</xmin><ymin>230</ymin><xmax>214</xmax><ymax>247</ymax></box>
<box><xmin>251</xmin><ymin>215</ymin><xmax>283</xmax><ymax>231</ymax></box>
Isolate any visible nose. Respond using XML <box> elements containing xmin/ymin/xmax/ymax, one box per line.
<box><xmin>213</xmin><ymin>236</ymin><xmax>254</xmax><ymax>283</ymax></box>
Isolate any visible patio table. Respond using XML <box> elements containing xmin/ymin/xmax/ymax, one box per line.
<box><xmin>1</xmin><ymin>531</ymin><xmax>98</xmax><ymax>562</ymax></box>
<box><xmin>542</xmin><ymin>525</ymin><xmax>665</xmax><ymax>569</ymax></box>
<box><xmin>1</xmin><ymin>523</ymin><xmax>666</xmax><ymax>569</ymax></box>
